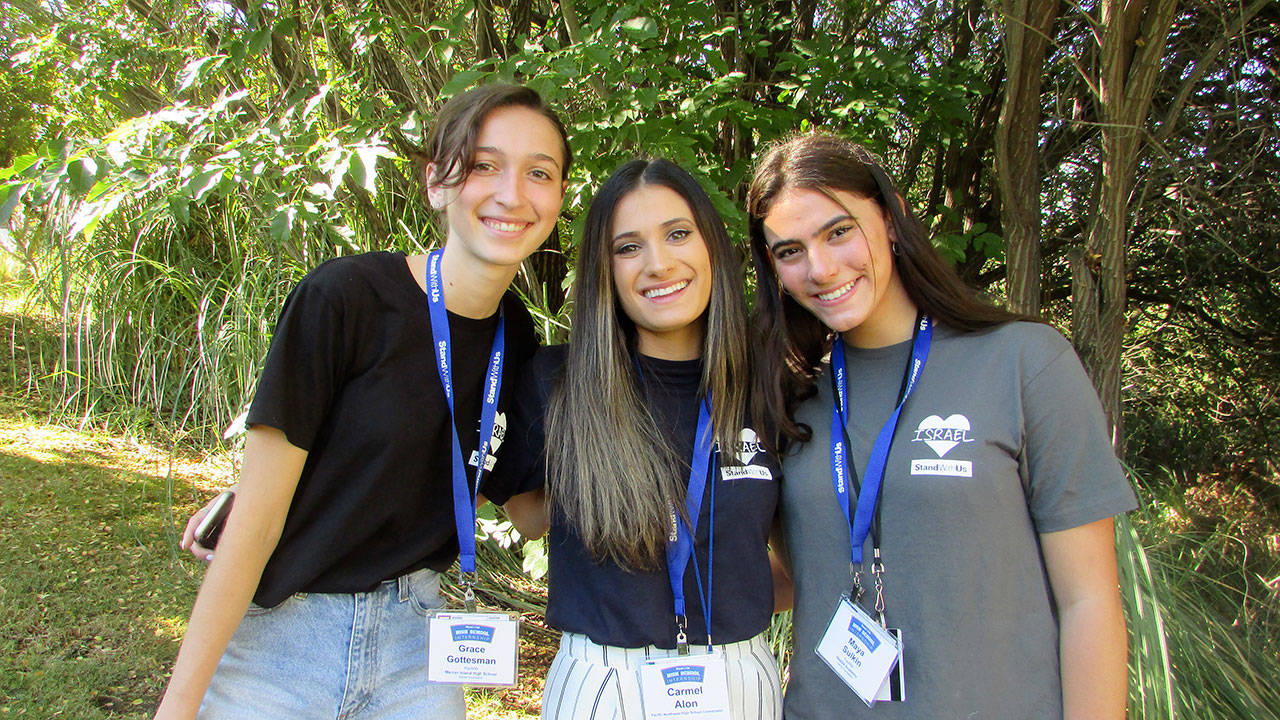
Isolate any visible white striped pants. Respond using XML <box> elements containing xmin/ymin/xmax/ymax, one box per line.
<box><xmin>540</xmin><ymin>631</ymin><xmax>783</xmax><ymax>720</ymax></box>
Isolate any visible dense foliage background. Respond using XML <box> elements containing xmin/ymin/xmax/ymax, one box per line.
<box><xmin>1</xmin><ymin>0</ymin><xmax>1276</xmax><ymax>717</ymax></box>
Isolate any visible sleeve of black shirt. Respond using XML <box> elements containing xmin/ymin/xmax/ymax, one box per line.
<box><xmin>483</xmin><ymin>345</ymin><xmax>564</xmax><ymax>503</ymax></box>
<box><xmin>246</xmin><ymin>263</ymin><xmax>353</xmax><ymax>451</ymax></box>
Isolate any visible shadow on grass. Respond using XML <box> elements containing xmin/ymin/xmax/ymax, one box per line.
<box><xmin>0</xmin><ymin>436</ymin><xmax>212</xmax><ymax>719</ymax></box>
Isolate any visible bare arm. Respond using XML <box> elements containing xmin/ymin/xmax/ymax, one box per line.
<box><xmin>1040</xmin><ymin>517</ymin><xmax>1128</xmax><ymax>720</ymax></box>
<box><xmin>501</xmin><ymin>488</ymin><xmax>549</xmax><ymax>539</ymax></box>
<box><xmin>769</xmin><ymin>518</ymin><xmax>794</xmax><ymax>613</ymax></box>
<box><xmin>155</xmin><ymin>427</ymin><xmax>307</xmax><ymax>720</ymax></box>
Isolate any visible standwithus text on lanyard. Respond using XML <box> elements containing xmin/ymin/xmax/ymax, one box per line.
<box><xmin>667</xmin><ymin>397</ymin><xmax>717</xmax><ymax>655</ymax></box>
<box><xmin>817</xmin><ymin>314</ymin><xmax>930</xmax><ymax>705</ymax></box>
<box><xmin>637</xmin><ymin>393</ymin><xmax>733</xmax><ymax>720</ymax></box>
<box><xmin>830</xmin><ymin>314</ymin><xmax>931</xmax><ymax>620</ymax></box>
<box><xmin>425</xmin><ymin>249</ymin><xmax>504</xmax><ymax>609</ymax></box>
<box><xmin>424</xmin><ymin>250</ymin><xmax>521</xmax><ymax>688</ymax></box>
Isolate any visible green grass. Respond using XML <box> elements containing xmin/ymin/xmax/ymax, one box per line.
<box><xmin>0</xmin><ymin>405</ymin><xmax>208</xmax><ymax>717</ymax></box>
<box><xmin>0</xmin><ymin>400</ymin><xmax>549</xmax><ymax>718</ymax></box>
<box><xmin>1126</xmin><ymin>474</ymin><xmax>1280</xmax><ymax>720</ymax></box>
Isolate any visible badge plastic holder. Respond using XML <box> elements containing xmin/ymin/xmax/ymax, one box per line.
<box><xmin>426</xmin><ymin>608</ymin><xmax>521</xmax><ymax>687</ymax></box>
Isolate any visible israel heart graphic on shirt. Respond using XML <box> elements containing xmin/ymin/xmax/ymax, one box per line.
<box><xmin>488</xmin><ymin>412</ymin><xmax>506</xmax><ymax>452</ymax></box>
<box><xmin>736</xmin><ymin>427</ymin><xmax>762</xmax><ymax>465</ymax></box>
<box><xmin>912</xmin><ymin>414</ymin><xmax>973</xmax><ymax>457</ymax></box>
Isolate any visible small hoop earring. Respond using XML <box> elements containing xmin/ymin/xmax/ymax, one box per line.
<box><xmin>891</xmin><ymin>241</ymin><xmax>901</xmax><ymax>256</ymax></box>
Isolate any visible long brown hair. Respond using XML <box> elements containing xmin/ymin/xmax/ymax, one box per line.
<box><xmin>546</xmin><ymin>159</ymin><xmax>750</xmax><ymax>570</ymax></box>
<box><xmin>747</xmin><ymin>133</ymin><xmax>1026</xmax><ymax>448</ymax></box>
<box><xmin>413</xmin><ymin>83</ymin><xmax>573</xmax><ymax>190</ymax></box>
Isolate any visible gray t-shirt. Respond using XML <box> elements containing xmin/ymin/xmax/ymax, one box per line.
<box><xmin>781</xmin><ymin>321</ymin><xmax>1137</xmax><ymax>719</ymax></box>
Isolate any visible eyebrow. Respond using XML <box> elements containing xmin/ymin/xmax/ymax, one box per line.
<box><xmin>767</xmin><ymin>214</ymin><xmax>852</xmax><ymax>250</ymax></box>
<box><xmin>475</xmin><ymin>145</ymin><xmax>563</xmax><ymax>171</ymax></box>
<box><xmin>612</xmin><ymin>217</ymin><xmax>694</xmax><ymax>243</ymax></box>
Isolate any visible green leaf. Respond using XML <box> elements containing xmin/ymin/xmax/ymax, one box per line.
<box><xmin>185</xmin><ymin>168</ymin><xmax>223</xmax><ymax>202</ymax></box>
<box><xmin>0</xmin><ymin>154</ymin><xmax>41</xmax><ymax>181</ymax></box>
<box><xmin>168</xmin><ymin>195</ymin><xmax>190</xmax><ymax>225</ymax></box>
<box><xmin>176</xmin><ymin>56</ymin><xmax>217</xmax><ymax>94</ymax></box>
<box><xmin>0</xmin><ymin>183</ymin><xmax>29</xmax><ymax>228</ymax></box>
<box><xmin>68</xmin><ymin>193</ymin><xmax>123</xmax><ymax>241</ymax></box>
<box><xmin>269</xmin><ymin>205</ymin><xmax>297</xmax><ymax>243</ymax></box>
<box><xmin>439</xmin><ymin>70</ymin><xmax>488</xmax><ymax>98</ymax></box>
<box><xmin>246</xmin><ymin>27</ymin><xmax>271</xmax><ymax>55</ymax></box>
<box><xmin>68</xmin><ymin>157</ymin><xmax>99</xmax><ymax>194</ymax></box>
<box><xmin>400</xmin><ymin>111</ymin><xmax>424</xmax><ymax>145</ymax></box>
<box><xmin>619</xmin><ymin>16</ymin><xmax>658</xmax><ymax>41</ymax></box>
<box><xmin>351</xmin><ymin>145</ymin><xmax>381</xmax><ymax>194</ymax></box>
<box><xmin>86</xmin><ymin>179</ymin><xmax>113</xmax><ymax>202</ymax></box>
<box><xmin>522</xmin><ymin>537</ymin><xmax>548</xmax><ymax>580</ymax></box>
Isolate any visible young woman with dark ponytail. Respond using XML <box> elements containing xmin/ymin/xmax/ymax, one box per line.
<box><xmin>747</xmin><ymin>133</ymin><xmax>1134</xmax><ymax>719</ymax></box>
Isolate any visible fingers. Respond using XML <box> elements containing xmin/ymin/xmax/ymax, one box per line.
<box><xmin>181</xmin><ymin>502</ymin><xmax>215</xmax><ymax>562</ymax></box>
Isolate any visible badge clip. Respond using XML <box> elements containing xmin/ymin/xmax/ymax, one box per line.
<box><xmin>871</xmin><ymin>548</ymin><xmax>887</xmax><ymax>623</ymax></box>
<box><xmin>675</xmin><ymin>615</ymin><xmax>689</xmax><ymax>655</ymax></box>
<box><xmin>460</xmin><ymin>571</ymin><xmax>478</xmax><ymax>612</ymax></box>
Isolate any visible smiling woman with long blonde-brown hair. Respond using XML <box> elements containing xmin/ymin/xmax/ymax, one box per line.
<box><xmin>499</xmin><ymin>158</ymin><xmax>786</xmax><ymax>720</ymax></box>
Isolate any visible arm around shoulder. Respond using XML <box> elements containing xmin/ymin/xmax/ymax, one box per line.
<box><xmin>155</xmin><ymin>426</ymin><xmax>307</xmax><ymax>720</ymax></box>
<box><xmin>769</xmin><ymin>518</ymin><xmax>794</xmax><ymax>613</ymax></box>
<box><xmin>501</xmin><ymin>488</ymin><xmax>549</xmax><ymax>539</ymax></box>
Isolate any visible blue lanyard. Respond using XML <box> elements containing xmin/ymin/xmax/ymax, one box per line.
<box><xmin>425</xmin><ymin>250</ymin><xmax>506</xmax><ymax>592</ymax></box>
<box><xmin>664</xmin><ymin>396</ymin><xmax>716</xmax><ymax>652</ymax></box>
<box><xmin>830</xmin><ymin>315</ymin><xmax>931</xmax><ymax>568</ymax></box>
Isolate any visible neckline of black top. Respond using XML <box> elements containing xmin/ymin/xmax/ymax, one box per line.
<box><xmin>386</xmin><ymin>250</ymin><xmax>501</xmax><ymax>334</ymax></box>
<box><xmin>635</xmin><ymin>353</ymin><xmax>703</xmax><ymax>392</ymax></box>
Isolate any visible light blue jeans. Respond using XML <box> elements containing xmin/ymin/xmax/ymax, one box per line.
<box><xmin>199</xmin><ymin>568</ymin><xmax>465</xmax><ymax>719</ymax></box>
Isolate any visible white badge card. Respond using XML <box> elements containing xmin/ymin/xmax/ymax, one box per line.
<box><xmin>426</xmin><ymin>611</ymin><xmax>519</xmax><ymax>686</ymax></box>
<box><xmin>639</xmin><ymin>652</ymin><xmax>732</xmax><ymax>720</ymax></box>
<box><xmin>814</xmin><ymin>597</ymin><xmax>900</xmax><ymax>706</ymax></box>
<box><xmin>874</xmin><ymin>628</ymin><xmax>905</xmax><ymax>703</ymax></box>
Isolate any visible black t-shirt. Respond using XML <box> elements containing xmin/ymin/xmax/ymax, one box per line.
<box><xmin>246</xmin><ymin>251</ymin><xmax>538</xmax><ymax>607</ymax></box>
<box><xmin>501</xmin><ymin>345</ymin><xmax>780</xmax><ymax>648</ymax></box>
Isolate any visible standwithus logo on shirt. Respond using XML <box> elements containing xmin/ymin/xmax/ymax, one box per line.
<box><xmin>909</xmin><ymin>413</ymin><xmax>974</xmax><ymax>477</ymax></box>
<box><xmin>468</xmin><ymin>412</ymin><xmax>506</xmax><ymax>471</ymax></box>
<box><xmin>720</xmin><ymin>428</ymin><xmax>774</xmax><ymax>481</ymax></box>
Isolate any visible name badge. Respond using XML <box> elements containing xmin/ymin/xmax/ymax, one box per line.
<box><xmin>426</xmin><ymin>611</ymin><xmax>519</xmax><ymax>686</ymax></box>
<box><xmin>638</xmin><ymin>652</ymin><xmax>731</xmax><ymax>719</ymax></box>
<box><xmin>814</xmin><ymin>597</ymin><xmax>900</xmax><ymax>706</ymax></box>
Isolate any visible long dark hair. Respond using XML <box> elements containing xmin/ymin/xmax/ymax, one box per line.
<box><xmin>747</xmin><ymin>133</ymin><xmax>1025</xmax><ymax>448</ymax></box>
<box><xmin>545</xmin><ymin>158</ymin><xmax>750</xmax><ymax>570</ymax></box>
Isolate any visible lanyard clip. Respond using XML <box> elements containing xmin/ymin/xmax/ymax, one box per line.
<box><xmin>844</xmin><ymin>561</ymin><xmax>865</xmax><ymax>599</ymax></box>
<box><xmin>675</xmin><ymin>615</ymin><xmax>689</xmax><ymax>655</ymax></box>
<box><xmin>460</xmin><ymin>571</ymin><xmax>477</xmax><ymax>612</ymax></box>
<box><xmin>871</xmin><ymin>548</ymin><xmax>887</xmax><ymax>621</ymax></box>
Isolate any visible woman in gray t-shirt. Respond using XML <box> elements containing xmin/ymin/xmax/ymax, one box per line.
<box><xmin>743</xmin><ymin>133</ymin><xmax>1135</xmax><ymax>719</ymax></box>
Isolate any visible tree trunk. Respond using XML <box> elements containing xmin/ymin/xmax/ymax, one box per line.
<box><xmin>995</xmin><ymin>0</ymin><xmax>1061</xmax><ymax>316</ymax></box>
<box><xmin>1074</xmin><ymin>0</ymin><xmax>1180</xmax><ymax>450</ymax></box>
